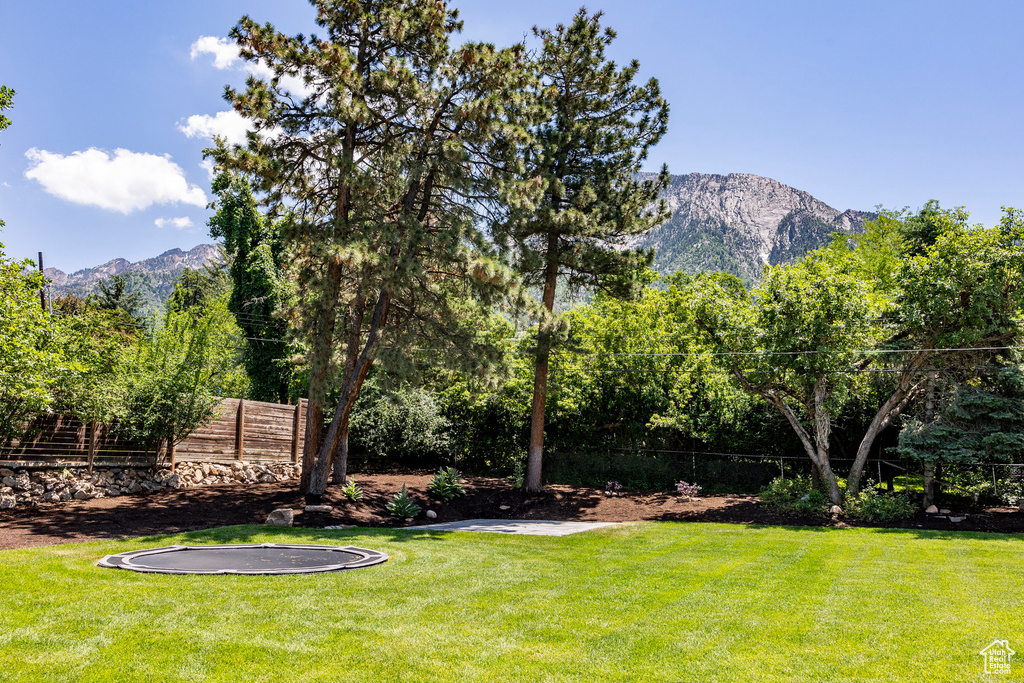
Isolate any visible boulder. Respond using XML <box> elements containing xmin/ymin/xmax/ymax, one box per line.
<box><xmin>830</xmin><ymin>505</ymin><xmax>843</xmax><ymax>515</ymax></box>
<box><xmin>925</xmin><ymin>505</ymin><xmax>939</xmax><ymax>514</ymax></box>
<box><xmin>265</xmin><ymin>508</ymin><xmax>294</xmax><ymax>526</ymax></box>
<box><xmin>425</xmin><ymin>510</ymin><xmax>438</xmax><ymax>519</ymax></box>
<box><xmin>304</xmin><ymin>505</ymin><xmax>333</xmax><ymax>513</ymax></box>
<box><xmin>0</xmin><ymin>496</ymin><xmax>15</xmax><ymax>509</ymax></box>
<box><xmin>939</xmin><ymin>509</ymin><xmax>952</xmax><ymax>515</ymax></box>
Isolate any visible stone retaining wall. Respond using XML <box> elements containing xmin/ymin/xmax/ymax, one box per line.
<box><xmin>0</xmin><ymin>461</ymin><xmax>301</xmax><ymax>510</ymax></box>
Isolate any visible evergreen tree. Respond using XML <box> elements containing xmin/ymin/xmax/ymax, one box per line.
<box><xmin>209</xmin><ymin>0</ymin><xmax>535</xmax><ymax>495</ymax></box>
<box><xmin>93</xmin><ymin>274</ymin><xmax>145</xmax><ymax>325</ymax></box>
<box><xmin>207</xmin><ymin>173</ymin><xmax>291</xmax><ymax>403</ymax></box>
<box><xmin>500</xmin><ymin>10</ymin><xmax>670</xmax><ymax>490</ymax></box>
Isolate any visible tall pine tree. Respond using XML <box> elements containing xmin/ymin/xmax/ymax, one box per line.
<box><xmin>209</xmin><ymin>0</ymin><xmax>535</xmax><ymax>496</ymax></box>
<box><xmin>500</xmin><ymin>10</ymin><xmax>670</xmax><ymax>491</ymax></box>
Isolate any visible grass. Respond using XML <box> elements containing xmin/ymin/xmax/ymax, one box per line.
<box><xmin>2</xmin><ymin>523</ymin><xmax>1023</xmax><ymax>682</ymax></box>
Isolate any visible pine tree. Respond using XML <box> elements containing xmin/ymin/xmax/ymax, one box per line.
<box><xmin>209</xmin><ymin>0</ymin><xmax>535</xmax><ymax>496</ymax></box>
<box><xmin>499</xmin><ymin>10</ymin><xmax>670</xmax><ymax>491</ymax></box>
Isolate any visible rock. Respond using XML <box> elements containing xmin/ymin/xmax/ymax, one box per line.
<box><xmin>265</xmin><ymin>508</ymin><xmax>294</xmax><ymax>526</ymax></box>
<box><xmin>304</xmin><ymin>505</ymin><xmax>333</xmax><ymax>513</ymax></box>
<box><xmin>678</xmin><ymin>496</ymin><xmax>691</xmax><ymax>502</ymax></box>
<box><xmin>165</xmin><ymin>474</ymin><xmax>181</xmax><ymax>489</ymax></box>
<box><xmin>73</xmin><ymin>490</ymin><xmax>91</xmax><ymax>500</ymax></box>
<box><xmin>404</xmin><ymin>517</ymin><xmax>414</xmax><ymax>523</ymax></box>
<box><xmin>949</xmin><ymin>516</ymin><xmax>966</xmax><ymax>523</ymax></box>
<box><xmin>604</xmin><ymin>491</ymin><xmax>612</xmax><ymax>497</ymax></box>
<box><xmin>0</xmin><ymin>496</ymin><xmax>15</xmax><ymax>509</ymax></box>
<box><xmin>12</xmin><ymin>473</ymin><xmax>31</xmax><ymax>491</ymax></box>
<box><xmin>0</xmin><ymin>468</ymin><xmax>13</xmax><ymax>477</ymax></box>
<box><xmin>925</xmin><ymin>505</ymin><xmax>939</xmax><ymax>514</ymax></box>
<box><xmin>43</xmin><ymin>491</ymin><xmax>61</xmax><ymax>503</ymax></box>
<box><xmin>106</xmin><ymin>487</ymin><xmax>121</xmax><ymax>497</ymax></box>
<box><xmin>830</xmin><ymin>505</ymin><xmax>843</xmax><ymax>515</ymax></box>
<box><xmin>939</xmin><ymin>509</ymin><xmax>952</xmax><ymax>515</ymax></box>
<box><xmin>498</xmin><ymin>505</ymin><xmax>510</xmax><ymax>511</ymax></box>
<box><xmin>426</xmin><ymin>510</ymin><xmax>437</xmax><ymax>519</ymax></box>
<box><xmin>323</xmin><ymin>525</ymin><xmax>354</xmax><ymax>530</ymax></box>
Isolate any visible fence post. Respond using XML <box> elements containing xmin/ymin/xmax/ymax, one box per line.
<box><xmin>87</xmin><ymin>421</ymin><xmax>98</xmax><ymax>473</ymax></box>
<box><xmin>291</xmin><ymin>402</ymin><xmax>302</xmax><ymax>464</ymax></box>
<box><xmin>236</xmin><ymin>399</ymin><xmax>246</xmax><ymax>461</ymax></box>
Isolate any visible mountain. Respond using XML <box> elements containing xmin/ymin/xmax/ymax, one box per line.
<box><xmin>635</xmin><ymin>173</ymin><xmax>874</xmax><ymax>284</ymax></box>
<box><xmin>45</xmin><ymin>244</ymin><xmax>221</xmax><ymax>315</ymax></box>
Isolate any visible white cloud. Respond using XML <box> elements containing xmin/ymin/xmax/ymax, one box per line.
<box><xmin>178</xmin><ymin>110</ymin><xmax>251</xmax><ymax>145</ymax></box>
<box><xmin>155</xmin><ymin>216</ymin><xmax>194</xmax><ymax>230</ymax></box>
<box><xmin>190</xmin><ymin>36</ymin><xmax>240</xmax><ymax>70</ymax></box>
<box><xmin>189</xmin><ymin>34</ymin><xmax>314</xmax><ymax>98</ymax></box>
<box><xmin>24</xmin><ymin>147</ymin><xmax>207</xmax><ymax>214</ymax></box>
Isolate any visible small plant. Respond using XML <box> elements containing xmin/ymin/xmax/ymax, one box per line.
<box><xmin>606</xmin><ymin>480</ymin><xmax>623</xmax><ymax>493</ymax></box>
<box><xmin>386</xmin><ymin>484</ymin><xmax>422</xmax><ymax>519</ymax></box>
<box><xmin>844</xmin><ymin>487</ymin><xmax>916</xmax><ymax>522</ymax></box>
<box><xmin>676</xmin><ymin>481</ymin><xmax>702</xmax><ymax>497</ymax></box>
<box><xmin>759</xmin><ymin>477</ymin><xmax>828</xmax><ymax>514</ymax></box>
<box><xmin>510</xmin><ymin>460</ymin><xmax>526</xmax><ymax>489</ymax></box>
<box><xmin>340</xmin><ymin>477</ymin><xmax>363</xmax><ymax>502</ymax></box>
<box><xmin>428</xmin><ymin>466</ymin><xmax>466</xmax><ymax>501</ymax></box>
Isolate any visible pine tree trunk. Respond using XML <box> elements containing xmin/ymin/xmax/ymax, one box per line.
<box><xmin>299</xmin><ymin>265</ymin><xmax>342</xmax><ymax>494</ymax></box>
<box><xmin>524</xmin><ymin>250</ymin><xmax>559</xmax><ymax>492</ymax></box>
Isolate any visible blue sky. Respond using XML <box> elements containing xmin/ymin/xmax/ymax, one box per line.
<box><xmin>1</xmin><ymin>0</ymin><xmax>1022</xmax><ymax>273</ymax></box>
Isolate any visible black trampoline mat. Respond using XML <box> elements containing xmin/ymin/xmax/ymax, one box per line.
<box><xmin>98</xmin><ymin>543</ymin><xmax>389</xmax><ymax>575</ymax></box>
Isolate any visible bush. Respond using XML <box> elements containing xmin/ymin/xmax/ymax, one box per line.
<box><xmin>386</xmin><ymin>484</ymin><xmax>422</xmax><ymax>519</ymax></box>
<box><xmin>340</xmin><ymin>477</ymin><xmax>363</xmax><ymax>502</ymax></box>
<box><xmin>427</xmin><ymin>466</ymin><xmax>466</xmax><ymax>501</ymax></box>
<box><xmin>676</xmin><ymin>481</ymin><xmax>702</xmax><ymax>497</ymax></box>
<box><xmin>844</xmin><ymin>487</ymin><xmax>917</xmax><ymax>522</ymax></box>
<box><xmin>758</xmin><ymin>477</ymin><xmax>829</xmax><ymax>515</ymax></box>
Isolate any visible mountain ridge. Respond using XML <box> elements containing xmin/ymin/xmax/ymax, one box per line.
<box><xmin>636</xmin><ymin>172</ymin><xmax>874</xmax><ymax>284</ymax></box>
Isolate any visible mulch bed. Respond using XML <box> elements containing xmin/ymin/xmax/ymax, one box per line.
<box><xmin>2</xmin><ymin>472</ymin><xmax>1023</xmax><ymax>551</ymax></box>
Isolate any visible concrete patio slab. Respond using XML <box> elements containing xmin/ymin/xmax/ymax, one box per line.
<box><xmin>413</xmin><ymin>519</ymin><xmax>618</xmax><ymax>536</ymax></box>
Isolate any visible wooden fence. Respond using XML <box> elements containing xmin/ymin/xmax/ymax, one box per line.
<box><xmin>0</xmin><ymin>398</ymin><xmax>307</xmax><ymax>469</ymax></box>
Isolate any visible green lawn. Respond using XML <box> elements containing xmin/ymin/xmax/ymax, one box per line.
<box><xmin>1</xmin><ymin>522</ymin><xmax>1022</xmax><ymax>682</ymax></box>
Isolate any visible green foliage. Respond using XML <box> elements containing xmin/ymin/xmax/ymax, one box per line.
<box><xmin>427</xmin><ymin>466</ymin><xmax>465</xmax><ymax>501</ymax></box>
<box><xmin>758</xmin><ymin>477</ymin><xmax>829</xmax><ymax>515</ymax></box>
<box><xmin>898</xmin><ymin>367</ymin><xmax>1024</xmax><ymax>464</ymax></box>
<box><xmin>385</xmin><ymin>484</ymin><xmax>422</xmax><ymax>519</ymax></box>
<box><xmin>0</xmin><ymin>244</ymin><xmax>57</xmax><ymax>447</ymax></box>
<box><xmin>0</xmin><ymin>85</ymin><xmax>13</xmax><ymax>136</ymax></box>
<box><xmin>844</xmin><ymin>487</ymin><xmax>917</xmax><ymax>522</ymax></box>
<box><xmin>339</xmin><ymin>477</ymin><xmax>363</xmax><ymax>502</ymax></box>
<box><xmin>113</xmin><ymin>295</ymin><xmax>247</xmax><ymax>448</ymax></box>
<box><xmin>208</xmin><ymin>173</ymin><xmax>291</xmax><ymax>403</ymax></box>
<box><xmin>93</xmin><ymin>274</ymin><xmax>146</xmax><ymax>324</ymax></box>
<box><xmin>166</xmin><ymin>264</ymin><xmax>230</xmax><ymax>315</ymax></box>
<box><xmin>212</xmin><ymin>0</ymin><xmax>539</xmax><ymax>492</ymax></box>
<box><xmin>349</xmin><ymin>383</ymin><xmax>453</xmax><ymax>463</ymax></box>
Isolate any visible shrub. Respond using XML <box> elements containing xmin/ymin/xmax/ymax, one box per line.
<box><xmin>844</xmin><ymin>487</ymin><xmax>916</xmax><ymax>522</ymax></box>
<box><xmin>676</xmin><ymin>480</ymin><xmax>702</xmax><ymax>497</ymax></box>
<box><xmin>428</xmin><ymin>467</ymin><xmax>466</xmax><ymax>501</ymax></box>
<box><xmin>340</xmin><ymin>477</ymin><xmax>363</xmax><ymax>502</ymax></box>
<box><xmin>606</xmin><ymin>480</ymin><xmax>623</xmax><ymax>493</ymax></box>
<box><xmin>758</xmin><ymin>476</ymin><xmax>829</xmax><ymax>515</ymax></box>
<box><xmin>386</xmin><ymin>484</ymin><xmax>422</xmax><ymax>519</ymax></box>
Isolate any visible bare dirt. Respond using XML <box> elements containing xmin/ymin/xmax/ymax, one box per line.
<box><xmin>2</xmin><ymin>472</ymin><xmax>1023</xmax><ymax>550</ymax></box>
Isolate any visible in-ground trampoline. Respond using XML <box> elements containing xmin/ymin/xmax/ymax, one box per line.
<box><xmin>98</xmin><ymin>543</ymin><xmax>388</xmax><ymax>575</ymax></box>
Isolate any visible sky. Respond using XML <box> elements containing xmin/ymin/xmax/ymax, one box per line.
<box><xmin>1</xmin><ymin>0</ymin><xmax>1022</xmax><ymax>273</ymax></box>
